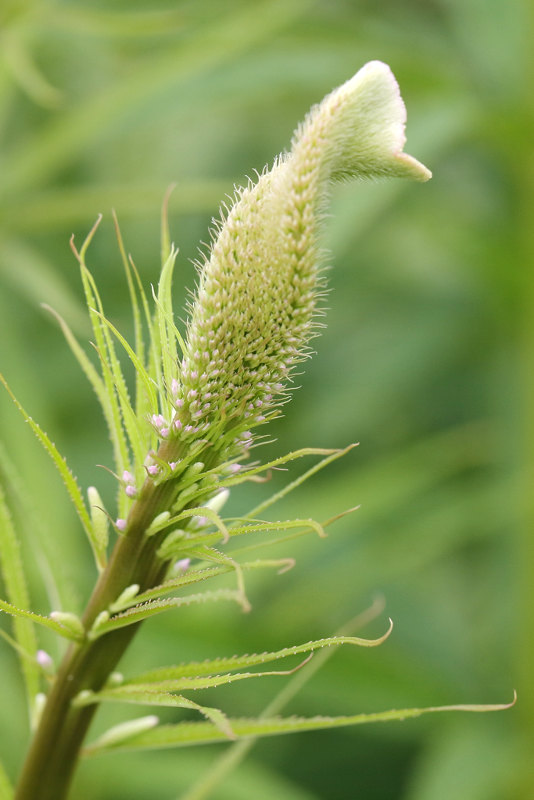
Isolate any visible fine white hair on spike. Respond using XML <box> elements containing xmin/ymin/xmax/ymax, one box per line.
<box><xmin>173</xmin><ymin>62</ymin><xmax>430</xmax><ymax>462</ymax></box>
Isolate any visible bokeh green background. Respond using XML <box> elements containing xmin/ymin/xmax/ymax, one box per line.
<box><xmin>1</xmin><ymin>1</ymin><xmax>532</xmax><ymax>798</ymax></box>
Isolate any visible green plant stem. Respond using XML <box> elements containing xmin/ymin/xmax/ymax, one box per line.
<box><xmin>14</xmin><ymin>441</ymin><xmax>188</xmax><ymax>800</ymax></box>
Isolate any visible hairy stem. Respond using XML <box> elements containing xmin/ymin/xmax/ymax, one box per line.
<box><xmin>14</xmin><ymin>443</ymin><xmax>186</xmax><ymax>800</ymax></box>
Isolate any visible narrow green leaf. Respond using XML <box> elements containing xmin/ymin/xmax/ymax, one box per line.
<box><xmin>218</xmin><ymin>447</ymin><xmax>345</xmax><ymax>489</ymax></box>
<box><xmin>176</xmin><ymin>602</ymin><xmax>387</xmax><ymax>800</ymax></box>
<box><xmin>75</xmin><ymin>689</ymin><xmax>235</xmax><ymax>739</ymax></box>
<box><xmin>0</xmin><ymin>598</ymin><xmax>84</xmax><ymax>642</ymax></box>
<box><xmin>0</xmin><ymin>759</ymin><xmax>13</xmax><ymax>800</ymax></box>
<box><xmin>180</xmin><ymin>545</ymin><xmax>249</xmax><ymax>612</ymax></box>
<box><xmin>88</xmin><ymin>303</ymin><xmax>135</xmax><ymax>485</ymax></box>
<box><xmin>126</xmin><ymin>629</ymin><xmax>392</xmax><ymax>684</ymax></box>
<box><xmin>164</xmin><ymin>506</ymin><xmax>230</xmax><ymax>544</ymax></box>
<box><xmin>72</xmin><ymin>220</ymin><xmax>131</xmax><ymax>479</ymax></box>
<box><xmin>160</xmin><ymin>184</ymin><xmax>175</xmax><ymax>266</ymax></box>
<box><xmin>128</xmin><ymin>558</ymin><xmax>294</xmax><ymax>607</ymax></box>
<box><xmin>245</xmin><ymin>443</ymin><xmax>358</xmax><ymax>519</ymax></box>
<box><xmin>133</xmin><ymin>566</ymin><xmax>233</xmax><ymax>604</ymax></box>
<box><xmin>91</xmin><ymin>338</ymin><xmax>147</xmax><ymax>479</ymax></box>
<box><xmin>0</xmin><ymin>486</ymin><xmax>39</xmax><ymax>716</ymax></box>
<box><xmin>229</xmin><ymin>518</ymin><xmax>326</xmax><ymax>539</ymax></box>
<box><xmin>112</xmin><ymin>212</ymin><xmax>151</xmax><ymax>431</ymax></box>
<box><xmin>0</xmin><ymin>373</ymin><xmax>92</xmax><ymax>538</ymax></box>
<box><xmin>0</xmin><ymin>627</ymin><xmax>32</xmax><ymax>659</ymax></box>
<box><xmin>42</xmin><ymin>304</ymin><xmax>118</xmax><ymax>455</ymax></box>
<box><xmin>84</xmin><ymin>657</ymin><xmax>312</xmax><ymax>700</ymax></box>
<box><xmin>88</xmin><ymin>589</ymin><xmax>242</xmax><ymax>639</ymax></box>
<box><xmin>155</xmin><ymin>246</ymin><xmax>180</xmax><ymax>406</ymax></box>
<box><xmin>0</xmin><ymin>442</ymin><xmax>63</xmax><ymax>614</ymax></box>
<box><xmin>189</xmin><ymin>517</ymin><xmax>326</xmax><ymax>550</ymax></box>
<box><xmin>0</xmin><ymin>238</ymin><xmax>88</xmax><ymax>332</ymax></box>
<box><xmin>92</xmin><ymin>309</ymin><xmax>158</xmax><ymax>419</ymax></box>
<box><xmin>85</xmin><ymin>695</ymin><xmax>517</xmax><ymax>755</ymax></box>
<box><xmin>128</xmin><ymin>253</ymin><xmax>160</xmax><ymax>398</ymax></box>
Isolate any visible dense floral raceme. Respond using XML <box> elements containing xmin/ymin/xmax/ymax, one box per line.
<box><xmin>159</xmin><ymin>62</ymin><xmax>430</xmax><ymax>462</ymax></box>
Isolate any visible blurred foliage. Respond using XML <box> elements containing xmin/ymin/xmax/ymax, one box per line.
<box><xmin>0</xmin><ymin>0</ymin><xmax>532</xmax><ymax>798</ymax></box>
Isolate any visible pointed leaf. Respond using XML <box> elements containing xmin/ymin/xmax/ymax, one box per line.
<box><xmin>42</xmin><ymin>304</ymin><xmax>112</xmax><ymax>444</ymax></box>
<box><xmin>179</xmin><ymin>545</ymin><xmax>249</xmax><ymax>612</ymax></box>
<box><xmin>129</xmin><ymin>558</ymin><xmax>295</xmax><ymax>607</ymax></box>
<box><xmin>127</xmin><ymin>628</ymin><xmax>393</xmax><ymax>683</ymax></box>
<box><xmin>82</xmin><ymin>656</ymin><xmax>312</xmax><ymax>699</ymax></box>
<box><xmin>72</xmin><ymin>220</ymin><xmax>131</xmax><ymax>478</ymax></box>
<box><xmin>189</xmin><ymin>517</ymin><xmax>326</xmax><ymax>550</ymax></box>
<box><xmin>0</xmin><ymin>373</ymin><xmax>92</xmax><ymax>538</ymax></box>
<box><xmin>0</xmin><ymin>486</ymin><xmax>39</xmax><ymax>716</ymax></box>
<box><xmin>245</xmin><ymin>443</ymin><xmax>357</xmax><ymax>519</ymax></box>
<box><xmin>112</xmin><ymin>212</ymin><xmax>148</xmax><ymax>424</ymax></box>
<box><xmin>85</xmin><ymin>695</ymin><xmax>515</xmax><ymax>754</ymax></box>
<box><xmin>91</xmin><ymin>339</ymin><xmax>146</xmax><ymax>479</ymax></box>
<box><xmin>155</xmin><ymin>246</ymin><xmax>180</xmax><ymax>406</ymax></box>
<box><xmin>0</xmin><ymin>598</ymin><xmax>84</xmax><ymax>641</ymax></box>
<box><xmin>88</xmin><ymin>589</ymin><xmax>242</xmax><ymax>639</ymax></box>
<box><xmin>218</xmin><ymin>447</ymin><xmax>344</xmax><ymax>489</ymax></box>
<box><xmin>92</xmin><ymin>309</ymin><xmax>158</xmax><ymax>418</ymax></box>
<box><xmin>164</xmin><ymin>506</ymin><xmax>229</xmax><ymax>544</ymax></box>
<box><xmin>75</xmin><ymin>689</ymin><xmax>235</xmax><ymax>739</ymax></box>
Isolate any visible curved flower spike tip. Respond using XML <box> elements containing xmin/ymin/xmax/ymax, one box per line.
<box><xmin>292</xmin><ymin>60</ymin><xmax>432</xmax><ymax>184</ymax></box>
<box><xmin>177</xmin><ymin>62</ymin><xmax>430</xmax><ymax>459</ymax></box>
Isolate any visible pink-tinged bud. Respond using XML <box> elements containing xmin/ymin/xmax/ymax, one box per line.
<box><xmin>171</xmin><ymin>378</ymin><xmax>180</xmax><ymax>395</ymax></box>
<box><xmin>36</xmin><ymin>650</ymin><xmax>53</xmax><ymax>670</ymax></box>
<box><xmin>125</xmin><ymin>485</ymin><xmax>137</xmax><ymax>498</ymax></box>
<box><xmin>175</xmin><ymin>398</ymin><xmax>184</xmax><ymax>408</ymax></box>
<box><xmin>151</xmin><ymin>414</ymin><xmax>165</xmax><ymax>428</ymax></box>
<box><xmin>122</xmin><ymin>470</ymin><xmax>135</xmax><ymax>483</ymax></box>
<box><xmin>169</xmin><ymin>461</ymin><xmax>178</xmax><ymax>470</ymax></box>
<box><xmin>173</xmin><ymin>419</ymin><xmax>183</xmax><ymax>431</ymax></box>
<box><xmin>173</xmin><ymin>557</ymin><xmax>191</xmax><ymax>574</ymax></box>
<box><xmin>229</xmin><ymin>463</ymin><xmax>241</xmax><ymax>473</ymax></box>
<box><xmin>147</xmin><ymin>465</ymin><xmax>158</xmax><ymax>476</ymax></box>
<box><xmin>116</xmin><ymin>518</ymin><xmax>127</xmax><ymax>531</ymax></box>
<box><xmin>160</xmin><ymin>427</ymin><xmax>169</xmax><ymax>437</ymax></box>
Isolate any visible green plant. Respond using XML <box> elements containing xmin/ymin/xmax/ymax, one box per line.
<box><xmin>0</xmin><ymin>61</ymin><xmax>512</xmax><ymax>800</ymax></box>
